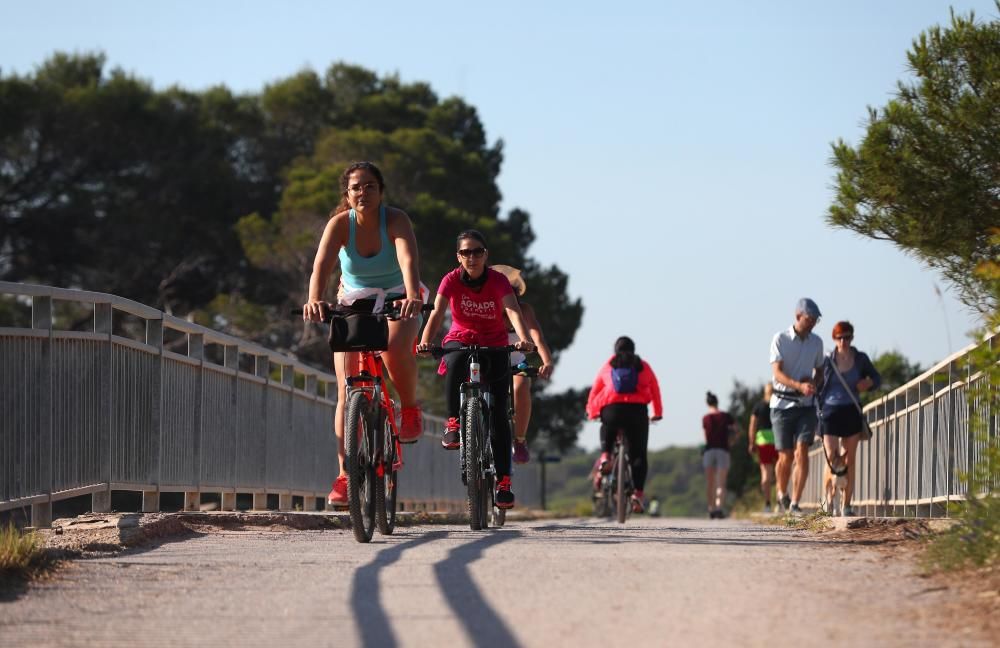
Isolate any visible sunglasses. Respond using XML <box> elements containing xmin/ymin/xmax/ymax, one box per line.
<box><xmin>834</xmin><ymin>335</ymin><xmax>854</xmax><ymax>341</ymax></box>
<box><xmin>457</xmin><ymin>247</ymin><xmax>486</xmax><ymax>258</ymax></box>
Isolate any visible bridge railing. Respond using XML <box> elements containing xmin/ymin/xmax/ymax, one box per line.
<box><xmin>800</xmin><ymin>330</ymin><xmax>997</xmax><ymax>517</ymax></box>
<box><xmin>1</xmin><ymin>282</ymin><xmax>540</xmax><ymax>526</ymax></box>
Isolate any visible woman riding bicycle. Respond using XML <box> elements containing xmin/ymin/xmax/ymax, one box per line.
<box><xmin>416</xmin><ymin>230</ymin><xmax>535</xmax><ymax>509</ymax></box>
<box><xmin>491</xmin><ymin>264</ymin><xmax>555</xmax><ymax>465</ymax></box>
<box><xmin>302</xmin><ymin>161</ymin><xmax>427</xmax><ymax>506</ymax></box>
<box><xmin>585</xmin><ymin>336</ymin><xmax>663</xmax><ymax>513</ymax></box>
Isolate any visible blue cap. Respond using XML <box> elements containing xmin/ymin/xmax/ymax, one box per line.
<box><xmin>796</xmin><ymin>298</ymin><xmax>821</xmax><ymax>318</ymax></box>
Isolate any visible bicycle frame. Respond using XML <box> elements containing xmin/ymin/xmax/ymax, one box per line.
<box><xmin>430</xmin><ymin>343</ymin><xmax>521</xmax><ymax>530</ymax></box>
<box><xmin>602</xmin><ymin>429</ymin><xmax>634</xmax><ymax>523</ymax></box>
<box><xmin>457</xmin><ymin>346</ymin><xmax>503</xmax><ymax>478</ymax></box>
<box><xmin>343</xmin><ymin>350</ymin><xmax>402</xmax><ymax>475</ymax></box>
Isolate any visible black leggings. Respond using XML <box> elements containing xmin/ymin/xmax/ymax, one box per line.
<box><xmin>443</xmin><ymin>343</ymin><xmax>511</xmax><ymax>479</ymax></box>
<box><xmin>600</xmin><ymin>403</ymin><xmax>650</xmax><ymax>491</ymax></box>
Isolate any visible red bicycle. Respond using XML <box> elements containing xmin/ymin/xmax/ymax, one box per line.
<box><xmin>299</xmin><ymin>299</ymin><xmax>431</xmax><ymax>543</ymax></box>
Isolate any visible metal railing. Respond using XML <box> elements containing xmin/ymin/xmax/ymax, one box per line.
<box><xmin>801</xmin><ymin>330</ymin><xmax>997</xmax><ymax>517</ymax></box>
<box><xmin>0</xmin><ymin>282</ymin><xmax>540</xmax><ymax>526</ymax></box>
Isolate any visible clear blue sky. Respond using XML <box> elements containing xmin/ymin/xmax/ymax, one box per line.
<box><xmin>2</xmin><ymin>1</ymin><xmax>993</xmax><ymax>449</ymax></box>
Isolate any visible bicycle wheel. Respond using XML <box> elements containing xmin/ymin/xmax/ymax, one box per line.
<box><xmin>375</xmin><ymin>408</ymin><xmax>398</xmax><ymax>535</ymax></box>
<box><xmin>346</xmin><ymin>390</ymin><xmax>377</xmax><ymax>543</ymax></box>
<box><xmin>595</xmin><ymin>473</ymin><xmax>612</xmax><ymax>518</ymax></box>
<box><xmin>464</xmin><ymin>397</ymin><xmax>485</xmax><ymax>530</ymax></box>
<box><xmin>481</xmin><ymin>472</ymin><xmax>494</xmax><ymax>530</ymax></box>
<box><xmin>616</xmin><ymin>446</ymin><xmax>627</xmax><ymax>524</ymax></box>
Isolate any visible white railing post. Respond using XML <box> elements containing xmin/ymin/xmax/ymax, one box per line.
<box><xmin>186</xmin><ymin>332</ymin><xmax>204</xmax><ymax>511</ymax></box>
<box><xmin>29</xmin><ymin>295</ymin><xmax>53</xmax><ymax>528</ymax></box>
<box><xmin>253</xmin><ymin>354</ymin><xmax>270</xmax><ymax>511</ymax></box>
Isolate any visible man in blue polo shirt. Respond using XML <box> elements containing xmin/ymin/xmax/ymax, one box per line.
<box><xmin>769</xmin><ymin>298</ymin><xmax>824</xmax><ymax>514</ymax></box>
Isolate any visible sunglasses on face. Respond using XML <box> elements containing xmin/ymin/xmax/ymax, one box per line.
<box><xmin>457</xmin><ymin>247</ymin><xmax>486</xmax><ymax>258</ymax></box>
<box><xmin>834</xmin><ymin>335</ymin><xmax>854</xmax><ymax>341</ymax></box>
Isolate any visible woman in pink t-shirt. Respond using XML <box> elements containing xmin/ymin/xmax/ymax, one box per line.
<box><xmin>418</xmin><ymin>229</ymin><xmax>535</xmax><ymax>509</ymax></box>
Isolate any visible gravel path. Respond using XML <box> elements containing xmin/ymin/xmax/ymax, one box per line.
<box><xmin>0</xmin><ymin>517</ymin><xmax>985</xmax><ymax>647</ymax></box>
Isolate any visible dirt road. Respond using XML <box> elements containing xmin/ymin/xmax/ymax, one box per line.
<box><xmin>0</xmin><ymin>517</ymin><xmax>986</xmax><ymax>647</ymax></box>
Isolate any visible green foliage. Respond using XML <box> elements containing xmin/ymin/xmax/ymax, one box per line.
<box><xmin>860</xmin><ymin>349</ymin><xmax>925</xmax><ymax>405</ymax></box>
<box><xmin>542</xmin><ymin>446</ymin><xmax>707</xmax><ymax>517</ymax></box>
<box><xmin>0</xmin><ymin>523</ymin><xmax>46</xmax><ymax>582</ymax></box>
<box><xmin>828</xmin><ymin>6</ymin><xmax>1000</xmax><ymax>312</ymax></box>
<box><xmin>925</xmin><ymin>240</ymin><xmax>1000</xmax><ymax>571</ymax></box>
<box><xmin>725</xmin><ymin>380</ymin><xmax>764</xmax><ymax>496</ymax></box>
<box><xmin>527</xmin><ymin>387</ymin><xmax>589</xmax><ymax>452</ymax></box>
<box><xmin>0</xmin><ymin>52</ymin><xmax>586</xmax><ymax>448</ymax></box>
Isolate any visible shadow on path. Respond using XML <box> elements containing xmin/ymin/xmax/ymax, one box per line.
<box><xmin>433</xmin><ymin>530</ymin><xmax>523</xmax><ymax>648</ymax></box>
<box><xmin>351</xmin><ymin>530</ymin><xmax>449</xmax><ymax>648</ymax></box>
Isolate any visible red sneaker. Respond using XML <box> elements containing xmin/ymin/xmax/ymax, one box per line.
<box><xmin>441</xmin><ymin>417</ymin><xmax>460</xmax><ymax>449</ymax></box>
<box><xmin>399</xmin><ymin>406</ymin><xmax>422</xmax><ymax>444</ymax></box>
<box><xmin>630</xmin><ymin>489</ymin><xmax>645</xmax><ymax>514</ymax></box>
<box><xmin>512</xmin><ymin>439</ymin><xmax>530</xmax><ymax>464</ymax></box>
<box><xmin>327</xmin><ymin>474</ymin><xmax>348</xmax><ymax>506</ymax></box>
<box><xmin>495</xmin><ymin>475</ymin><xmax>515</xmax><ymax>509</ymax></box>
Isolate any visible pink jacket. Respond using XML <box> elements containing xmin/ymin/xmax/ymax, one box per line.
<box><xmin>586</xmin><ymin>357</ymin><xmax>663</xmax><ymax>420</ymax></box>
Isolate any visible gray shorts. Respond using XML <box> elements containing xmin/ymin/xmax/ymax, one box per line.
<box><xmin>702</xmin><ymin>448</ymin><xmax>731</xmax><ymax>471</ymax></box>
<box><xmin>771</xmin><ymin>407</ymin><xmax>817</xmax><ymax>451</ymax></box>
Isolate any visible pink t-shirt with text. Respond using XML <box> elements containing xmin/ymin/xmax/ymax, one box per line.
<box><xmin>438</xmin><ymin>267</ymin><xmax>513</xmax><ymax>347</ymax></box>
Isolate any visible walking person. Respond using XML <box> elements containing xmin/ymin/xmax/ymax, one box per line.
<box><xmin>748</xmin><ymin>384</ymin><xmax>778</xmax><ymax>513</ymax></box>
<box><xmin>818</xmin><ymin>321</ymin><xmax>881</xmax><ymax>517</ymax></box>
<box><xmin>702</xmin><ymin>391</ymin><xmax>739</xmax><ymax>519</ymax></box>
<box><xmin>585</xmin><ymin>336</ymin><xmax>663</xmax><ymax>513</ymax></box>
<box><xmin>769</xmin><ymin>298</ymin><xmax>825</xmax><ymax>514</ymax></box>
<box><xmin>302</xmin><ymin>161</ymin><xmax>427</xmax><ymax>506</ymax></box>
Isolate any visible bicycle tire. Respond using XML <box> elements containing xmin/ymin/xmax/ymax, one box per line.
<box><xmin>595</xmin><ymin>474</ymin><xmax>612</xmax><ymax>518</ymax></box>
<box><xmin>346</xmin><ymin>390</ymin><xmax>377</xmax><ymax>543</ymax></box>
<box><xmin>616</xmin><ymin>446</ymin><xmax>627</xmax><ymax>524</ymax></box>
<box><xmin>464</xmin><ymin>397</ymin><xmax>485</xmax><ymax>530</ymax></box>
<box><xmin>482</xmin><ymin>472</ymin><xmax>494</xmax><ymax>530</ymax></box>
<box><xmin>375</xmin><ymin>410</ymin><xmax>398</xmax><ymax>535</ymax></box>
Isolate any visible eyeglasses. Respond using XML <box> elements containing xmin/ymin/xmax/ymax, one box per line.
<box><xmin>834</xmin><ymin>335</ymin><xmax>854</xmax><ymax>341</ymax></box>
<box><xmin>457</xmin><ymin>247</ymin><xmax>486</xmax><ymax>258</ymax></box>
<box><xmin>347</xmin><ymin>181</ymin><xmax>379</xmax><ymax>195</ymax></box>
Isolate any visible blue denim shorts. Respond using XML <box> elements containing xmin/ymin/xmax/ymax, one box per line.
<box><xmin>771</xmin><ymin>406</ymin><xmax>817</xmax><ymax>450</ymax></box>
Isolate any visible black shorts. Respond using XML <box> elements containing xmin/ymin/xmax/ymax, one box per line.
<box><xmin>820</xmin><ymin>406</ymin><xmax>863</xmax><ymax>438</ymax></box>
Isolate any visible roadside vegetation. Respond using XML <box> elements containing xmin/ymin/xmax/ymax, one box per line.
<box><xmin>0</xmin><ymin>523</ymin><xmax>49</xmax><ymax>585</ymax></box>
<box><xmin>924</xmin><ymin>274</ymin><xmax>1000</xmax><ymax>572</ymax></box>
<box><xmin>827</xmin><ymin>7</ymin><xmax>1000</xmax><ymax>573</ymax></box>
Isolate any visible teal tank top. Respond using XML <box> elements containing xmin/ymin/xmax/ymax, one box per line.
<box><xmin>337</xmin><ymin>205</ymin><xmax>404</xmax><ymax>289</ymax></box>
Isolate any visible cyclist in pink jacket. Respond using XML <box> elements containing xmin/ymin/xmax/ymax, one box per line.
<box><xmin>585</xmin><ymin>336</ymin><xmax>663</xmax><ymax>512</ymax></box>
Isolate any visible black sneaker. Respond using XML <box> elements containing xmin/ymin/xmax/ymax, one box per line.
<box><xmin>441</xmin><ymin>417</ymin><xmax>460</xmax><ymax>450</ymax></box>
<box><xmin>495</xmin><ymin>476</ymin><xmax>515</xmax><ymax>509</ymax></box>
<box><xmin>789</xmin><ymin>503</ymin><xmax>804</xmax><ymax>515</ymax></box>
<box><xmin>780</xmin><ymin>494</ymin><xmax>791</xmax><ymax>512</ymax></box>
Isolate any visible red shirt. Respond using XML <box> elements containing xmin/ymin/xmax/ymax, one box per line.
<box><xmin>585</xmin><ymin>358</ymin><xmax>663</xmax><ymax>420</ymax></box>
<box><xmin>702</xmin><ymin>411</ymin><xmax>734</xmax><ymax>450</ymax></box>
<box><xmin>437</xmin><ymin>267</ymin><xmax>513</xmax><ymax>347</ymax></box>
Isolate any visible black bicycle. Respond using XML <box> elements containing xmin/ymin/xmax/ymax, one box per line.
<box><xmin>593</xmin><ymin>428</ymin><xmax>634</xmax><ymax>524</ymax></box>
<box><xmin>427</xmin><ymin>344</ymin><xmax>525</xmax><ymax>530</ymax></box>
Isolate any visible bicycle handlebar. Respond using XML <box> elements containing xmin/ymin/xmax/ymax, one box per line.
<box><xmin>292</xmin><ymin>300</ymin><xmax>434</xmax><ymax>322</ymax></box>
<box><xmin>421</xmin><ymin>344</ymin><xmax>519</xmax><ymax>359</ymax></box>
